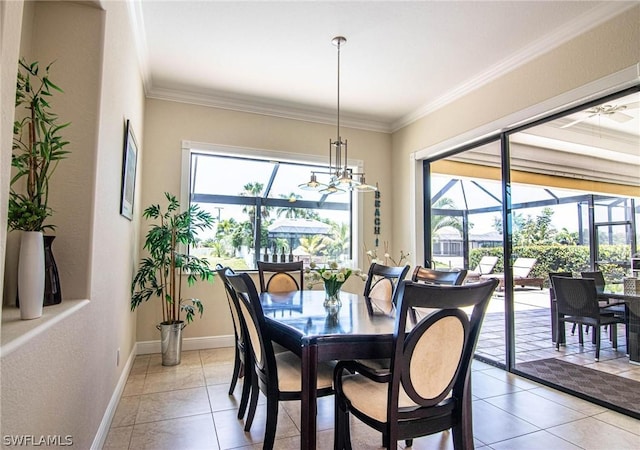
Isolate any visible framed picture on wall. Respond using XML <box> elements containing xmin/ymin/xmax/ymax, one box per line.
<box><xmin>120</xmin><ymin>119</ymin><xmax>138</xmax><ymax>220</ymax></box>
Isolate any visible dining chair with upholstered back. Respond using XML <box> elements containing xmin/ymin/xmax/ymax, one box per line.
<box><xmin>333</xmin><ymin>278</ymin><xmax>500</xmax><ymax>449</ymax></box>
<box><xmin>551</xmin><ymin>275</ymin><xmax>624</xmax><ymax>361</ymax></box>
<box><xmin>215</xmin><ymin>265</ymin><xmax>254</xmax><ymax>420</ymax></box>
<box><xmin>257</xmin><ymin>260</ymin><xmax>304</xmax><ymax>293</ymax></box>
<box><xmin>362</xmin><ymin>263</ymin><xmax>411</xmax><ymax>314</ymax></box>
<box><xmin>225</xmin><ymin>272</ymin><xmax>334</xmax><ymax>448</ymax></box>
<box><xmin>412</xmin><ymin>266</ymin><xmax>467</xmax><ymax>286</ymax></box>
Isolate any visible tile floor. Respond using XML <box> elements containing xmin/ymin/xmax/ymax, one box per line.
<box><xmin>103</xmin><ymin>347</ymin><xmax>640</xmax><ymax>449</ymax></box>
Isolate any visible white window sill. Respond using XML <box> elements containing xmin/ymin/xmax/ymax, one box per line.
<box><xmin>1</xmin><ymin>299</ymin><xmax>90</xmax><ymax>358</ymax></box>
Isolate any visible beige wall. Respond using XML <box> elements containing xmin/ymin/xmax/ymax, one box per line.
<box><xmin>137</xmin><ymin>99</ymin><xmax>390</xmax><ymax>341</ymax></box>
<box><xmin>1</xmin><ymin>1</ymin><xmax>144</xmax><ymax>447</ymax></box>
<box><xmin>391</xmin><ymin>6</ymin><xmax>640</xmax><ymax>258</ymax></box>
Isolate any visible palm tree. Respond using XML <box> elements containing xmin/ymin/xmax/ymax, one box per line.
<box><xmin>431</xmin><ymin>197</ymin><xmax>463</xmax><ymax>234</ymax></box>
<box><xmin>326</xmin><ymin>222</ymin><xmax>350</xmax><ymax>260</ymax></box>
<box><xmin>298</xmin><ymin>235</ymin><xmax>328</xmax><ymax>257</ymax></box>
<box><xmin>240</xmin><ymin>182</ymin><xmax>269</xmax><ymax>246</ymax></box>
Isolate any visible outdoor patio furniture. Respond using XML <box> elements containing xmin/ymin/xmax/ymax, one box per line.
<box><xmin>465</xmin><ymin>256</ymin><xmax>499</xmax><ymax>283</ymax></box>
<box><xmin>480</xmin><ymin>257</ymin><xmax>543</xmax><ymax>290</ymax></box>
<box><xmin>551</xmin><ymin>276</ymin><xmax>624</xmax><ymax>361</ymax></box>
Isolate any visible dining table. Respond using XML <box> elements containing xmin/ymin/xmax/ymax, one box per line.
<box><xmin>259</xmin><ymin>289</ymin><xmax>396</xmax><ymax>450</ymax></box>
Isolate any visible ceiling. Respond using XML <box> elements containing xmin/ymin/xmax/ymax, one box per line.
<box><xmin>129</xmin><ymin>1</ymin><xmax>637</xmax><ymax>133</ymax></box>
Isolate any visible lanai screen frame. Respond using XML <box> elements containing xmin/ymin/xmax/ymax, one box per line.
<box><xmin>422</xmin><ymin>84</ymin><xmax>640</xmax><ymax>372</ymax></box>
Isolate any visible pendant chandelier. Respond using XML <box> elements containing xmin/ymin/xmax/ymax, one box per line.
<box><xmin>299</xmin><ymin>36</ymin><xmax>377</xmax><ymax>194</ymax></box>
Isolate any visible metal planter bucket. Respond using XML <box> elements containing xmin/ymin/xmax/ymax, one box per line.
<box><xmin>157</xmin><ymin>321</ymin><xmax>186</xmax><ymax>366</ymax></box>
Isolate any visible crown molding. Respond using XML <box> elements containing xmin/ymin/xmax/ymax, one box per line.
<box><xmin>130</xmin><ymin>1</ymin><xmax>634</xmax><ymax>135</ymax></box>
<box><xmin>146</xmin><ymin>86</ymin><xmax>392</xmax><ymax>133</ymax></box>
<box><xmin>126</xmin><ymin>0</ymin><xmax>152</xmax><ymax>94</ymax></box>
<box><xmin>391</xmin><ymin>2</ymin><xmax>637</xmax><ymax>132</ymax></box>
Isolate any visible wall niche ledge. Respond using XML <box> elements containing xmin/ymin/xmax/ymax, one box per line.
<box><xmin>1</xmin><ymin>299</ymin><xmax>90</xmax><ymax>358</ymax></box>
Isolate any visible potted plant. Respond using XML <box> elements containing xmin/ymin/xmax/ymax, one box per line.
<box><xmin>9</xmin><ymin>59</ymin><xmax>70</xmax><ymax>319</ymax></box>
<box><xmin>131</xmin><ymin>192</ymin><xmax>215</xmax><ymax>366</ymax></box>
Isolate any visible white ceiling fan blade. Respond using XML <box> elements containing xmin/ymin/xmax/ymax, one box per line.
<box><xmin>560</xmin><ymin>113</ymin><xmax>596</xmax><ymax>129</ymax></box>
<box><xmin>609</xmin><ymin>111</ymin><xmax>634</xmax><ymax>123</ymax></box>
<box><xmin>618</xmin><ymin>100</ymin><xmax>640</xmax><ymax>110</ymax></box>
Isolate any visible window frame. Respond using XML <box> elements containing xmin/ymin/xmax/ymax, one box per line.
<box><xmin>180</xmin><ymin>141</ymin><xmax>366</xmax><ymax>269</ymax></box>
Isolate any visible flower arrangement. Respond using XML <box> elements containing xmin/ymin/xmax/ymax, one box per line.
<box><xmin>365</xmin><ymin>241</ymin><xmax>410</xmax><ymax>267</ymax></box>
<box><xmin>305</xmin><ymin>261</ymin><xmax>366</xmax><ymax>297</ymax></box>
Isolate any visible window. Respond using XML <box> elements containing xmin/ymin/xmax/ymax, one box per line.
<box><xmin>182</xmin><ymin>143</ymin><xmax>355</xmax><ymax>270</ymax></box>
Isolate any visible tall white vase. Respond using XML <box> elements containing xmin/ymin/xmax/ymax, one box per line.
<box><xmin>18</xmin><ymin>231</ymin><xmax>45</xmax><ymax>320</ymax></box>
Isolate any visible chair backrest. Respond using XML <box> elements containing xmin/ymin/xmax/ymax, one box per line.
<box><xmin>215</xmin><ymin>265</ymin><xmax>243</xmax><ymax>347</ymax></box>
<box><xmin>412</xmin><ymin>267</ymin><xmax>467</xmax><ymax>286</ymax></box>
<box><xmin>548</xmin><ymin>272</ymin><xmax>572</xmax><ymax>301</ymax></box>
<box><xmin>363</xmin><ymin>263</ymin><xmax>410</xmax><ymax>307</ymax></box>
<box><xmin>474</xmin><ymin>256</ymin><xmax>499</xmax><ymax>275</ymax></box>
<box><xmin>551</xmin><ymin>276</ymin><xmax>600</xmax><ymax>318</ymax></box>
<box><xmin>226</xmin><ymin>272</ymin><xmax>277</xmax><ymax>389</ymax></box>
<box><xmin>513</xmin><ymin>257</ymin><xmax>537</xmax><ymax>278</ymax></box>
<box><xmin>389</xmin><ymin>279</ymin><xmax>499</xmax><ymax>413</ymax></box>
<box><xmin>257</xmin><ymin>261</ymin><xmax>304</xmax><ymax>293</ymax></box>
<box><xmin>581</xmin><ymin>271</ymin><xmax>605</xmax><ymax>293</ymax></box>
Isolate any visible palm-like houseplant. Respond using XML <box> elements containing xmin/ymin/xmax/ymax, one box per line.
<box><xmin>131</xmin><ymin>193</ymin><xmax>215</xmax><ymax>365</ymax></box>
<box><xmin>9</xmin><ymin>59</ymin><xmax>70</xmax><ymax>319</ymax></box>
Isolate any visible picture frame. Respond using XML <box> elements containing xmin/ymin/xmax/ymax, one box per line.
<box><xmin>120</xmin><ymin>119</ymin><xmax>138</xmax><ymax>220</ymax></box>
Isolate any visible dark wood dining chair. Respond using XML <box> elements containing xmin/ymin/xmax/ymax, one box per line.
<box><xmin>257</xmin><ymin>260</ymin><xmax>304</xmax><ymax>293</ymax></box>
<box><xmin>226</xmin><ymin>272</ymin><xmax>334</xmax><ymax>448</ymax></box>
<box><xmin>215</xmin><ymin>265</ymin><xmax>253</xmax><ymax>420</ymax></box>
<box><xmin>333</xmin><ymin>278</ymin><xmax>499</xmax><ymax>450</ymax></box>
<box><xmin>411</xmin><ymin>266</ymin><xmax>467</xmax><ymax>285</ymax></box>
<box><xmin>363</xmin><ymin>263</ymin><xmax>410</xmax><ymax>315</ymax></box>
<box><xmin>551</xmin><ymin>276</ymin><xmax>624</xmax><ymax>361</ymax></box>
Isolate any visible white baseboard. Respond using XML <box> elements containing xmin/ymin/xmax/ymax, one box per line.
<box><xmin>91</xmin><ymin>335</ymin><xmax>233</xmax><ymax>448</ymax></box>
<box><xmin>136</xmin><ymin>334</ymin><xmax>234</xmax><ymax>355</ymax></box>
<box><xmin>90</xmin><ymin>346</ymin><xmax>137</xmax><ymax>450</ymax></box>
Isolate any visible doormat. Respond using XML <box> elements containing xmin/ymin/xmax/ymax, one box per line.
<box><xmin>517</xmin><ymin>358</ymin><xmax>640</xmax><ymax>418</ymax></box>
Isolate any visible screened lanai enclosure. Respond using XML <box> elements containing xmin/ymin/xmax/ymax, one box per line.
<box><xmin>423</xmin><ymin>88</ymin><xmax>640</xmax><ymax>418</ymax></box>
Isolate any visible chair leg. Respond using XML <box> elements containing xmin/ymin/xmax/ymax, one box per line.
<box><xmin>595</xmin><ymin>326</ymin><xmax>601</xmax><ymax>362</ymax></box>
<box><xmin>578</xmin><ymin>324</ymin><xmax>584</xmax><ymax>345</ymax></box>
<box><xmin>244</xmin><ymin>375</ymin><xmax>259</xmax><ymax>431</ymax></box>
<box><xmin>229</xmin><ymin>347</ymin><xmax>242</xmax><ymax>395</ymax></box>
<box><xmin>405</xmin><ymin>439</ymin><xmax>414</xmax><ymax>447</ymax></box>
<box><xmin>334</xmin><ymin>396</ymin><xmax>351</xmax><ymax>450</ymax></box>
<box><xmin>571</xmin><ymin>322</ymin><xmax>577</xmax><ymax>335</ymax></box>
<box><xmin>263</xmin><ymin>395</ymin><xmax>279</xmax><ymax>450</ymax></box>
<box><xmin>612</xmin><ymin>324</ymin><xmax>618</xmax><ymax>350</ymax></box>
<box><xmin>238</xmin><ymin>363</ymin><xmax>251</xmax><ymax>419</ymax></box>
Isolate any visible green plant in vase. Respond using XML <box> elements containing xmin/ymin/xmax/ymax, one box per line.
<box><xmin>131</xmin><ymin>193</ymin><xmax>215</xmax><ymax>365</ymax></box>
<box><xmin>9</xmin><ymin>59</ymin><xmax>70</xmax><ymax>318</ymax></box>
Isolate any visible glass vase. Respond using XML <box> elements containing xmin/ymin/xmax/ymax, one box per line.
<box><xmin>323</xmin><ymin>283</ymin><xmax>342</xmax><ymax>309</ymax></box>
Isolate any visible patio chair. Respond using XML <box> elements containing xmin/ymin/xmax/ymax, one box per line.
<box><xmin>464</xmin><ymin>256</ymin><xmax>498</xmax><ymax>283</ymax></box>
<box><xmin>551</xmin><ymin>276</ymin><xmax>624</xmax><ymax>361</ymax></box>
<box><xmin>581</xmin><ymin>271</ymin><xmax>628</xmax><ymax>349</ymax></box>
<box><xmin>480</xmin><ymin>257</ymin><xmax>543</xmax><ymax>290</ymax></box>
